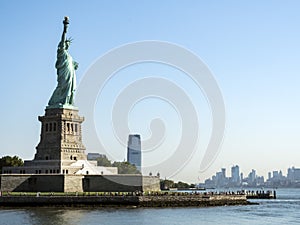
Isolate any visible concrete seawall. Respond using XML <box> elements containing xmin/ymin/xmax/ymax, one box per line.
<box><xmin>0</xmin><ymin>194</ymin><xmax>249</xmax><ymax>207</ymax></box>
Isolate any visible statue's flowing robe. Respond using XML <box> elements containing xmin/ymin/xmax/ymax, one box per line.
<box><xmin>48</xmin><ymin>41</ymin><xmax>76</xmax><ymax>106</ymax></box>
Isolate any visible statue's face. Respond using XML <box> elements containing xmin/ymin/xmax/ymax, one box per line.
<box><xmin>65</xmin><ymin>41</ymin><xmax>70</xmax><ymax>49</ymax></box>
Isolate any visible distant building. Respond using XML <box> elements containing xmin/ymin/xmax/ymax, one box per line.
<box><xmin>127</xmin><ymin>134</ymin><xmax>142</xmax><ymax>172</ymax></box>
<box><xmin>268</xmin><ymin>172</ymin><xmax>272</xmax><ymax>180</ymax></box>
<box><xmin>87</xmin><ymin>153</ymin><xmax>107</xmax><ymax>160</ymax></box>
<box><xmin>221</xmin><ymin>168</ymin><xmax>226</xmax><ymax>178</ymax></box>
<box><xmin>256</xmin><ymin>176</ymin><xmax>265</xmax><ymax>186</ymax></box>
<box><xmin>204</xmin><ymin>168</ymin><xmax>229</xmax><ymax>188</ymax></box>
<box><xmin>248</xmin><ymin>169</ymin><xmax>256</xmax><ymax>184</ymax></box>
<box><xmin>273</xmin><ymin>171</ymin><xmax>279</xmax><ymax>178</ymax></box>
<box><xmin>231</xmin><ymin>165</ymin><xmax>240</xmax><ymax>184</ymax></box>
<box><xmin>288</xmin><ymin>167</ymin><xmax>300</xmax><ymax>182</ymax></box>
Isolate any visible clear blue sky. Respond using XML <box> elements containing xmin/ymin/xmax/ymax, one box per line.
<box><xmin>1</xmin><ymin>1</ymin><xmax>300</xmax><ymax>182</ymax></box>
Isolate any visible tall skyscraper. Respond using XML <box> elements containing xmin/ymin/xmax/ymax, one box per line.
<box><xmin>287</xmin><ymin>167</ymin><xmax>300</xmax><ymax>181</ymax></box>
<box><xmin>127</xmin><ymin>134</ymin><xmax>141</xmax><ymax>172</ymax></box>
<box><xmin>231</xmin><ymin>165</ymin><xmax>240</xmax><ymax>184</ymax></box>
<box><xmin>248</xmin><ymin>169</ymin><xmax>256</xmax><ymax>183</ymax></box>
<box><xmin>268</xmin><ymin>172</ymin><xmax>272</xmax><ymax>180</ymax></box>
<box><xmin>221</xmin><ymin>168</ymin><xmax>226</xmax><ymax>178</ymax></box>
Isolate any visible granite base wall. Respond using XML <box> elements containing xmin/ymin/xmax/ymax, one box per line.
<box><xmin>1</xmin><ymin>175</ymin><xmax>160</xmax><ymax>192</ymax></box>
<box><xmin>83</xmin><ymin>175</ymin><xmax>143</xmax><ymax>192</ymax></box>
<box><xmin>0</xmin><ymin>175</ymin><xmax>64</xmax><ymax>192</ymax></box>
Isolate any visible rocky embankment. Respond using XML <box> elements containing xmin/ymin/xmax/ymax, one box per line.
<box><xmin>0</xmin><ymin>193</ymin><xmax>250</xmax><ymax>207</ymax></box>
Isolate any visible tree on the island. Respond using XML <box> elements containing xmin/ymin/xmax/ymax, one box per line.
<box><xmin>160</xmin><ymin>179</ymin><xmax>175</xmax><ymax>190</ymax></box>
<box><xmin>0</xmin><ymin>155</ymin><xmax>24</xmax><ymax>173</ymax></box>
<box><xmin>92</xmin><ymin>155</ymin><xmax>141</xmax><ymax>174</ymax></box>
<box><xmin>189</xmin><ymin>183</ymin><xmax>196</xmax><ymax>188</ymax></box>
<box><xmin>160</xmin><ymin>179</ymin><xmax>195</xmax><ymax>190</ymax></box>
<box><xmin>96</xmin><ymin>156</ymin><xmax>112</xmax><ymax>167</ymax></box>
<box><xmin>112</xmin><ymin>161</ymin><xmax>141</xmax><ymax>174</ymax></box>
<box><xmin>174</xmin><ymin>181</ymin><xmax>190</xmax><ymax>189</ymax></box>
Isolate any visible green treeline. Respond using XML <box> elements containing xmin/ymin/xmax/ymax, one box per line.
<box><xmin>95</xmin><ymin>156</ymin><xmax>141</xmax><ymax>174</ymax></box>
<box><xmin>0</xmin><ymin>156</ymin><xmax>24</xmax><ymax>173</ymax></box>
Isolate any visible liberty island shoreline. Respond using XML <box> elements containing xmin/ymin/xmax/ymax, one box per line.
<box><xmin>0</xmin><ymin>192</ymin><xmax>250</xmax><ymax>207</ymax></box>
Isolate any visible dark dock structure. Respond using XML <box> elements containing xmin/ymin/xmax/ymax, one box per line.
<box><xmin>246</xmin><ymin>190</ymin><xmax>276</xmax><ymax>199</ymax></box>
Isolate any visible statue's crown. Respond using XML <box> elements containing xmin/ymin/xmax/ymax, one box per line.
<box><xmin>66</xmin><ymin>37</ymin><xmax>73</xmax><ymax>43</ymax></box>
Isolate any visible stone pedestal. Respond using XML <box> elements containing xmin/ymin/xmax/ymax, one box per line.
<box><xmin>35</xmin><ymin>107</ymin><xmax>86</xmax><ymax>162</ymax></box>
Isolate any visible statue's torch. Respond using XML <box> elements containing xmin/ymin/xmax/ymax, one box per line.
<box><xmin>63</xmin><ymin>16</ymin><xmax>69</xmax><ymax>33</ymax></box>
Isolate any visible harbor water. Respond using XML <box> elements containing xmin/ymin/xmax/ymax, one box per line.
<box><xmin>0</xmin><ymin>188</ymin><xmax>299</xmax><ymax>225</ymax></box>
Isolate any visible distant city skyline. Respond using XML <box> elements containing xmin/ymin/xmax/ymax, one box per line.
<box><xmin>202</xmin><ymin>164</ymin><xmax>300</xmax><ymax>188</ymax></box>
<box><xmin>1</xmin><ymin>1</ymin><xmax>300</xmax><ymax>182</ymax></box>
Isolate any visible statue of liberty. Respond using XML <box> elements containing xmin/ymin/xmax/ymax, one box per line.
<box><xmin>48</xmin><ymin>17</ymin><xmax>78</xmax><ymax>108</ymax></box>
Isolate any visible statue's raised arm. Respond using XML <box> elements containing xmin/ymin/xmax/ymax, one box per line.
<box><xmin>61</xmin><ymin>17</ymin><xmax>69</xmax><ymax>44</ymax></box>
<box><xmin>48</xmin><ymin>17</ymin><xmax>78</xmax><ymax>109</ymax></box>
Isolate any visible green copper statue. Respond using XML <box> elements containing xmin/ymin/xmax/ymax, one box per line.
<box><xmin>48</xmin><ymin>17</ymin><xmax>78</xmax><ymax>108</ymax></box>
